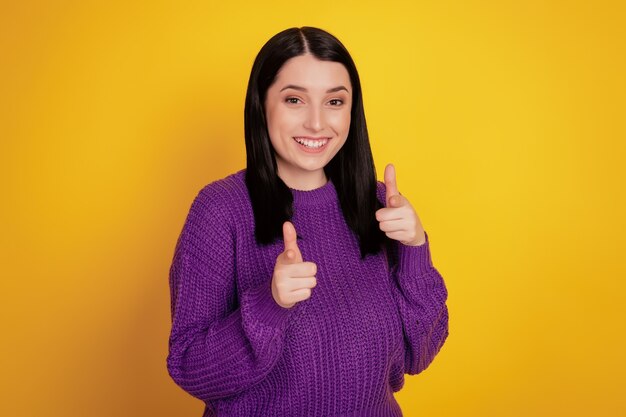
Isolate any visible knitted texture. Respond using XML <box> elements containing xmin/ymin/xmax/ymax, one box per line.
<box><xmin>167</xmin><ymin>169</ymin><xmax>449</xmax><ymax>417</ymax></box>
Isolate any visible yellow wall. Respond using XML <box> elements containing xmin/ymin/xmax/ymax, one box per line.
<box><xmin>2</xmin><ymin>1</ymin><xmax>624</xmax><ymax>416</ymax></box>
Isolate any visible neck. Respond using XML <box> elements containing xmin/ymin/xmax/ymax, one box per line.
<box><xmin>277</xmin><ymin>166</ymin><xmax>327</xmax><ymax>191</ymax></box>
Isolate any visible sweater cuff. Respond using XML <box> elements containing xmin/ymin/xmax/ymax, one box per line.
<box><xmin>397</xmin><ymin>230</ymin><xmax>434</xmax><ymax>276</ymax></box>
<box><xmin>243</xmin><ymin>281</ymin><xmax>293</xmax><ymax>330</ymax></box>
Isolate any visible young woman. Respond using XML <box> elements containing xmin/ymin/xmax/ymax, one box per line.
<box><xmin>167</xmin><ymin>26</ymin><xmax>449</xmax><ymax>417</ymax></box>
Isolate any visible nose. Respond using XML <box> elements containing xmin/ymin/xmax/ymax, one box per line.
<box><xmin>303</xmin><ymin>104</ymin><xmax>324</xmax><ymax>131</ymax></box>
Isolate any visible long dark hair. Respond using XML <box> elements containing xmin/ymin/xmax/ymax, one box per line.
<box><xmin>244</xmin><ymin>26</ymin><xmax>387</xmax><ymax>259</ymax></box>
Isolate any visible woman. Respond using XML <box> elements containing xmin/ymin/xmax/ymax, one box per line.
<box><xmin>167</xmin><ymin>26</ymin><xmax>449</xmax><ymax>417</ymax></box>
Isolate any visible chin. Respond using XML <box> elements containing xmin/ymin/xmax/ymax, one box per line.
<box><xmin>300</xmin><ymin>159</ymin><xmax>329</xmax><ymax>170</ymax></box>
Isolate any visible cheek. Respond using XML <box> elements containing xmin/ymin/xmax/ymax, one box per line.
<box><xmin>330</xmin><ymin>110</ymin><xmax>351</xmax><ymax>133</ymax></box>
<box><xmin>266</xmin><ymin>109</ymin><xmax>297</xmax><ymax>151</ymax></box>
<box><xmin>265</xmin><ymin>108</ymin><xmax>281</xmax><ymax>138</ymax></box>
<box><xmin>268</xmin><ymin>108</ymin><xmax>299</xmax><ymax>133</ymax></box>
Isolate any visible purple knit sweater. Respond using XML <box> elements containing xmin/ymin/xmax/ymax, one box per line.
<box><xmin>167</xmin><ymin>169</ymin><xmax>449</xmax><ymax>417</ymax></box>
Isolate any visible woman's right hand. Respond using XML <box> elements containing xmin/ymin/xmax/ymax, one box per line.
<box><xmin>271</xmin><ymin>221</ymin><xmax>317</xmax><ymax>308</ymax></box>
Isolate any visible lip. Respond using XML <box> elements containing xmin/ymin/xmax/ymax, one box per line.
<box><xmin>292</xmin><ymin>136</ymin><xmax>330</xmax><ymax>153</ymax></box>
<box><xmin>292</xmin><ymin>136</ymin><xmax>331</xmax><ymax>140</ymax></box>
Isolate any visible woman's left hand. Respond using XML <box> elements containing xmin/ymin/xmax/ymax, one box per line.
<box><xmin>375</xmin><ymin>163</ymin><xmax>426</xmax><ymax>246</ymax></box>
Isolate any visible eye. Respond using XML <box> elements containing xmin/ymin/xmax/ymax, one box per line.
<box><xmin>329</xmin><ymin>99</ymin><xmax>344</xmax><ymax>106</ymax></box>
<box><xmin>285</xmin><ymin>97</ymin><xmax>301</xmax><ymax>104</ymax></box>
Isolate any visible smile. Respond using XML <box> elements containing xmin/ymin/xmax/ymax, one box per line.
<box><xmin>292</xmin><ymin>137</ymin><xmax>330</xmax><ymax>149</ymax></box>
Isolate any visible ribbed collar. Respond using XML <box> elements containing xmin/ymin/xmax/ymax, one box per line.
<box><xmin>236</xmin><ymin>169</ymin><xmax>338</xmax><ymax>208</ymax></box>
<box><xmin>290</xmin><ymin>178</ymin><xmax>338</xmax><ymax>207</ymax></box>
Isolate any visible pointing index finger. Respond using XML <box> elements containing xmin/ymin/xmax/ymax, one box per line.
<box><xmin>283</xmin><ymin>221</ymin><xmax>298</xmax><ymax>252</ymax></box>
<box><xmin>384</xmin><ymin>163</ymin><xmax>399</xmax><ymax>206</ymax></box>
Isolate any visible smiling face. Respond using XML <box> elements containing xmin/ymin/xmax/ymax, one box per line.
<box><xmin>264</xmin><ymin>53</ymin><xmax>352</xmax><ymax>190</ymax></box>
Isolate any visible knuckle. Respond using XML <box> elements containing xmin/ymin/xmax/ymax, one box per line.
<box><xmin>275</xmin><ymin>280</ymin><xmax>287</xmax><ymax>292</ymax></box>
<box><xmin>276</xmin><ymin>271</ymin><xmax>292</xmax><ymax>284</ymax></box>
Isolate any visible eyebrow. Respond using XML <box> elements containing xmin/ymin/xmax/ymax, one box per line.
<box><xmin>279</xmin><ymin>84</ymin><xmax>349</xmax><ymax>93</ymax></box>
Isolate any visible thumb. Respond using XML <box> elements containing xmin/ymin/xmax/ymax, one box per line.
<box><xmin>282</xmin><ymin>221</ymin><xmax>303</xmax><ymax>263</ymax></box>
<box><xmin>385</xmin><ymin>163</ymin><xmax>400</xmax><ymax>207</ymax></box>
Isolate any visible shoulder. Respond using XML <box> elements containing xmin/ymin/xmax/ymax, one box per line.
<box><xmin>184</xmin><ymin>169</ymin><xmax>248</xmax><ymax>234</ymax></box>
<box><xmin>172</xmin><ymin>172</ymin><xmax>247</xmax><ymax>277</ymax></box>
<box><xmin>194</xmin><ymin>168</ymin><xmax>248</xmax><ymax>209</ymax></box>
<box><xmin>190</xmin><ymin>168</ymin><xmax>248</xmax><ymax>213</ymax></box>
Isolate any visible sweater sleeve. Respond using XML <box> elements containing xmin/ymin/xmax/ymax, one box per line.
<box><xmin>391</xmin><ymin>234</ymin><xmax>449</xmax><ymax>375</ymax></box>
<box><xmin>166</xmin><ymin>186</ymin><xmax>294</xmax><ymax>402</ymax></box>
<box><xmin>376</xmin><ymin>181</ymin><xmax>449</xmax><ymax>375</ymax></box>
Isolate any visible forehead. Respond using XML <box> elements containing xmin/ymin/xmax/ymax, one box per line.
<box><xmin>273</xmin><ymin>54</ymin><xmax>351</xmax><ymax>92</ymax></box>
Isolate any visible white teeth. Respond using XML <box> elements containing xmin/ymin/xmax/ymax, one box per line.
<box><xmin>294</xmin><ymin>137</ymin><xmax>329</xmax><ymax>148</ymax></box>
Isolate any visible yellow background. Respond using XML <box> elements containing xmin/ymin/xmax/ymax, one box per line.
<box><xmin>2</xmin><ymin>0</ymin><xmax>625</xmax><ymax>416</ymax></box>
